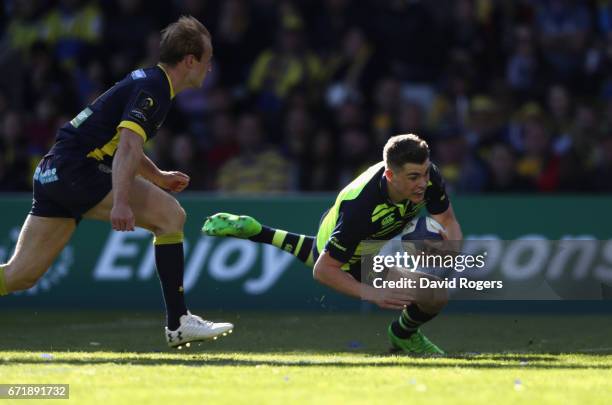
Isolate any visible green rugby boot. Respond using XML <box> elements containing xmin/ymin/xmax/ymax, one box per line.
<box><xmin>388</xmin><ymin>325</ymin><xmax>445</xmax><ymax>355</ymax></box>
<box><xmin>202</xmin><ymin>213</ymin><xmax>262</xmax><ymax>239</ymax></box>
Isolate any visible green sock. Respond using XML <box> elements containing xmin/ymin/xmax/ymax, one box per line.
<box><xmin>0</xmin><ymin>265</ymin><xmax>8</xmax><ymax>296</ymax></box>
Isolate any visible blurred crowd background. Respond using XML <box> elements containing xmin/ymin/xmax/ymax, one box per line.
<box><xmin>1</xmin><ymin>0</ymin><xmax>612</xmax><ymax>194</ymax></box>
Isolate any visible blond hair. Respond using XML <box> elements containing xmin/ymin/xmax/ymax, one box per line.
<box><xmin>159</xmin><ymin>16</ymin><xmax>211</xmax><ymax>65</ymax></box>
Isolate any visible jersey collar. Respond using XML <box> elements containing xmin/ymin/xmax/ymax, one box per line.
<box><xmin>379</xmin><ymin>170</ymin><xmax>411</xmax><ymax>209</ymax></box>
<box><xmin>157</xmin><ymin>64</ymin><xmax>175</xmax><ymax>99</ymax></box>
<box><xmin>379</xmin><ymin>171</ymin><xmax>395</xmax><ymax>205</ymax></box>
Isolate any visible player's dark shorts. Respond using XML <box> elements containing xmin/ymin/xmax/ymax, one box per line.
<box><xmin>30</xmin><ymin>154</ymin><xmax>112</xmax><ymax>221</ymax></box>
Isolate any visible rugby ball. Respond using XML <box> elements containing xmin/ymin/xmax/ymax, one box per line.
<box><xmin>401</xmin><ymin>216</ymin><xmax>445</xmax><ymax>241</ymax></box>
<box><xmin>377</xmin><ymin>216</ymin><xmax>445</xmax><ymax>258</ymax></box>
<box><xmin>375</xmin><ymin>216</ymin><xmax>447</xmax><ymax>277</ymax></box>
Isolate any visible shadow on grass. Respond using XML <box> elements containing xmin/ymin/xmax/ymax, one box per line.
<box><xmin>3</xmin><ymin>334</ymin><xmax>612</xmax><ymax>358</ymax></box>
<box><xmin>4</xmin><ymin>337</ymin><xmax>612</xmax><ymax>358</ymax></box>
<box><xmin>3</xmin><ymin>353</ymin><xmax>612</xmax><ymax>370</ymax></box>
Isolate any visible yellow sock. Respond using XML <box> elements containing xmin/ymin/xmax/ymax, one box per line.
<box><xmin>0</xmin><ymin>265</ymin><xmax>8</xmax><ymax>296</ymax></box>
<box><xmin>153</xmin><ymin>232</ymin><xmax>184</xmax><ymax>245</ymax></box>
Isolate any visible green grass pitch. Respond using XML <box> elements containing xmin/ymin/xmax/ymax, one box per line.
<box><xmin>2</xmin><ymin>310</ymin><xmax>611</xmax><ymax>404</ymax></box>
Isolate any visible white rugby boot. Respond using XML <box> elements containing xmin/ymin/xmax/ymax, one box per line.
<box><xmin>165</xmin><ymin>311</ymin><xmax>234</xmax><ymax>349</ymax></box>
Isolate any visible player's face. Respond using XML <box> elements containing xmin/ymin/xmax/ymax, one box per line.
<box><xmin>187</xmin><ymin>39</ymin><xmax>213</xmax><ymax>88</ymax></box>
<box><xmin>192</xmin><ymin>54</ymin><xmax>212</xmax><ymax>88</ymax></box>
<box><xmin>388</xmin><ymin>159</ymin><xmax>431</xmax><ymax>203</ymax></box>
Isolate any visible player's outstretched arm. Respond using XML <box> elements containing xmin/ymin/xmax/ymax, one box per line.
<box><xmin>313</xmin><ymin>252</ymin><xmax>412</xmax><ymax>310</ymax></box>
<box><xmin>111</xmin><ymin>128</ymin><xmax>145</xmax><ymax>231</ymax></box>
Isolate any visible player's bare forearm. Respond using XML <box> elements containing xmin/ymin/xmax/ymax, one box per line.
<box><xmin>313</xmin><ymin>252</ymin><xmax>365</xmax><ymax>299</ymax></box>
<box><xmin>313</xmin><ymin>252</ymin><xmax>412</xmax><ymax>310</ymax></box>
<box><xmin>138</xmin><ymin>154</ymin><xmax>163</xmax><ymax>184</ymax></box>
<box><xmin>137</xmin><ymin>155</ymin><xmax>190</xmax><ymax>192</ymax></box>
<box><xmin>432</xmin><ymin>203</ymin><xmax>463</xmax><ymax>241</ymax></box>
<box><xmin>444</xmin><ymin>220</ymin><xmax>463</xmax><ymax>241</ymax></box>
<box><xmin>431</xmin><ymin>203</ymin><xmax>463</xmax><ymax>257</ymax></box>
<box><xmin>109</xmin><ymin>129</ymin><xmax>144</xmax><ymax>231</ymax></box>
<box><xmin>112</xmin><ymin>129</ymin><xmax>144</xmax><ymax>206</ymax></box>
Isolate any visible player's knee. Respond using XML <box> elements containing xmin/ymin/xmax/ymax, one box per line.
<box><xmin>429</xmin><ymin>288</ymin><xmax>449</xmax><ymax>312</ymax></box>
<box><xmin>416</xmin><ymin>287</ymin><xmax>448</xmax><ymax>314</ymax></box>
<box><xmin>167</xmin><ymin>204</ymin><xmax>186</xmax><ymax>232</ymax></box>
<box><xmin>176</xmin><ymin>205</ymin><xmax>187</xmax><ymax>227</ymax></box>
<box><xmin>155</xmin><ymin>200</ymin><xmax>186</xmax><ymax>233</ymax></box>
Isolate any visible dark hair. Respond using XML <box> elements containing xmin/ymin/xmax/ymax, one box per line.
<box><xmin>383</xmin><ymin>134</ymin><xmax>430</xmax><ymax>170</ymax></box>
<box><xmin>159</xmin><ymin>16</ymin><xmax>212</xmax><ymax>65</ymax></box>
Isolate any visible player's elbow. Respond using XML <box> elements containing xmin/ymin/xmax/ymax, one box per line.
<box><xmin>157</xmin><ymin>201</ymin><xmax>186</xmax><ymax>234</ymax></box>
<box><xmin>11</xmin><ymin>271</ymin><xmax>41</xmax><ymax>291</ymax></box>
<box><xmin>313</xmin><ymin>253</ymin><xmax>344</xmax><ymax>284</ymax></box>
<box><xmin>312</xmin><ymin>263</ymin><xmax>324</xmax><ymax>282</ymax></box>
<box><xmin>175</xmin><ymin>205</ymin><xmax>187</xmax><ymax>228</ymax></box>
<box><xmin>313</xmin><ymin>262</ymin><xmax>333</xmax><ymax>284</ymax></box>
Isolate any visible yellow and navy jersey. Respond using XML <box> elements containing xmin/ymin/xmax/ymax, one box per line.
<box><xmin>315</xmin><ymin>161</ymin><xmax>449</xmax><ymax>272</ymax></box>
<box><xmin>51</xmin><ymin>65</ymin><xmax>174</xmax><ymax>160</ymax></box>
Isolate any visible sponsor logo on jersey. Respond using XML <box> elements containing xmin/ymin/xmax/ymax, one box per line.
<box><xmin>70</xmin><ymin>107</ymin><xmax>93</xmax><ymax>128</ymax></box>
<box><xmin>131</xmin><ymin>69</ymin><xmax>146</xmax><ymax>80</ymax></box>
<box><xmin>129</xmin><ymin>91</ymin><xmax>158</xmax><ymax>123</ymax></box>
<box><xmin>381</xmin><ymin>213</ymin><xmax>396</xmax><ymax>227</ymax></box>
<box><xmin>129</xmin><ymin>109</ymin><xmax>147</xmax><ymax>122</ymax></box>
<box><xmin>33</xmin><ymin>167</ymin><xmax>59</xmax><ymax>184</ymax></box>
<box><xmin>138</xmin><ymin>97</ymin><xmax>155</xmax><ymax>110</ymax></box>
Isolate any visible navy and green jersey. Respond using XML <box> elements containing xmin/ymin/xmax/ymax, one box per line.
<box><xmin>51</xmin><ymin>64</ymin><xmax>175</xmax><ymax>160</ymax></box>
<box><xmin>315</xmin><ymin>161</ymin><xmax>449</xmax><ymax>272</ymax></box>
